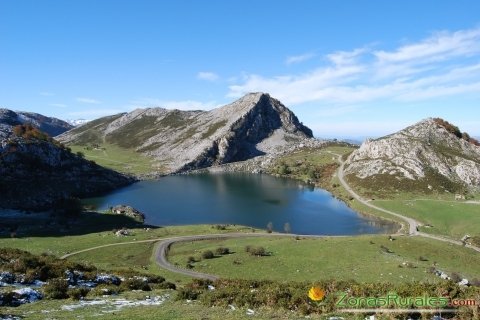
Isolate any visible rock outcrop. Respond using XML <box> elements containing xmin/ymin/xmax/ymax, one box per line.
<box><xmin>0</xmin><ymin>118</ymin><xmax>133</xmax><ymax>211</ymax></box>
<box><xmin>344</xmin><ymin>118</ymin><xmax>480</xmax><ymax>192</ymax></box>
<box><xmin>57</xmin><ymin>93</ymin><xmax>313</xmax><ymax>173</ymax></box>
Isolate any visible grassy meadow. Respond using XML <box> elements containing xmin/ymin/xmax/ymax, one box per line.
<box><xmin>69</xmin><ymin>143</ymin><xmax>163</xmax><ymax>175</ymax></box>
<box><xmin>167</xmin><ymin>235</ymin><xmax>480</xmax><ymax>284</ymax></box>
<box><xmin>373</xmin><ymin>199</ymin><xmax>480</xmax><ymax>239</ymax></box>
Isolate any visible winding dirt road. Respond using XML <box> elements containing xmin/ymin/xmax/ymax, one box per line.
<box><xmin>330</xmin><ymin>151</ymin><xmax>480</xmax><ymax>253</ymax></box>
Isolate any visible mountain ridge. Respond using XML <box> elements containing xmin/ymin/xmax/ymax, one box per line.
<box><xmin>58</xmin><ymin>93</ymin><xmax>314</xmax><ymax>173</ymax></box>
<box><xmin>0</xmin><ymin>118</ymin><xmax>133</xmax><ymax>211</ymax></box>
<box><xmin>344</xmin><ymin>117</ymin><xmax>480</xmax><ymax>194</ymax></box>
<box><xmin>0</xmin><ymin>108</ymin><xmax>73</xmax><ymax>137</ymax></box>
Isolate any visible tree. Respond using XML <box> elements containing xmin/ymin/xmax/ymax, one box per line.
<box><xmin>266</xmin><ymin>222</ymin><xmax>273</xmax><ymax>233</ymax></box>
<box><xmin>284</xmin><ymin>223</ymin><xmax>292</xmax><ymax>234</ymax></box>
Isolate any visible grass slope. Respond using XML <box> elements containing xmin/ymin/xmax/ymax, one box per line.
<box><xmin>374</xmin><ymin>199</ymin><xmax>480</xmax><ymax>239</ymax></box>
<box><xmin>69</xmin><ymin>143</ymin><xmax>162</xmax><ymax>175</ymax></box>
<box><xmin>168</xmin><ymin>235</ymin><xmax>480</xmax><ymax>283</ymax></box>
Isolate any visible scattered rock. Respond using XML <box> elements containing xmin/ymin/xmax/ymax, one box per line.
<box><xmin>111</xmin><ymin>205</ymin><xmax>145</xmax><ymax>222</ymax></box>
<box><xmin>115</xmin><ymin>229</ymin><xmax>130</xmax><ymax>237</ymax></box>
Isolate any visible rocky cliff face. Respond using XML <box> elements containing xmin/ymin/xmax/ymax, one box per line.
<box><xmin>0</xmin><ymin>108</ymin><xmax>73</xmax><ymax>137</ymax></box>
<box><xmin>344</xmin><ymin>118</ymin><xmax>480</xmax><ymax>193</ymax></box>
<box><xmin>0</xmin><ymin>119</ymin><xmax>133</xmax><ymax>211</ymax></box>
<box><xmin>58</xmin><ymin>93</ymin><xmax>314</xmax><ymax>173</ymax></box>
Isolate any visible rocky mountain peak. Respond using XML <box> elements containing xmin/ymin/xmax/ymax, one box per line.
<box><xmin>345</xmin><ymin>118</ymin><xmax>480</xmax><ymax>192</ymax></box>
<box><xmin>58</xmin><ymin>93</ymin><xmax>314</xmax><ymax>173</ymax></box>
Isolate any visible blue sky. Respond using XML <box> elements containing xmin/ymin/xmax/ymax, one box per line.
<box><xmin>1</xmin><ymin>0</ymin><xmax>480</xmax><ymax>138</ymax></box>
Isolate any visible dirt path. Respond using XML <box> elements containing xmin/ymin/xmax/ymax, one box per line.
<box><xmin>329</xmin><ymin>151</ymin><xmax>480</xmax><ymax>253</ymax></box>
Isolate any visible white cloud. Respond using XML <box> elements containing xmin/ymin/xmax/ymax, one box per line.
<box><xmin>374</xmin><ymin>28</ymin><xmax>480</xmax><ymax>64</ymax></box>
<box><xmin>76</xmin><ymin>97</ymin><xmax>101</xmax><ymax>104</ymax></box>
<box><xmin>228</xmin><ymin>27</ymin><xmax>480</xmax><ymax>106</ymax></box>
<box><xmin>326</xmin><ymin>48</ymin><xmax>366</xmax><ymax>66</ymax></box>
<box><xmin>129</xmin><ymin>98</ymin><xmax>220</xmax><ymax>111</ymax></box>
<box><xmin>197</xmin><ymin>71</ymin><xmax>219</xmax><ymax>81</ymax></box>
<box><xmin>285</xmin><ymin>52</ymin><xmax>315</xmax><ymax>65</ymax></box>
<box><xmin>49</xmin><ymin>103</ymin><xmax>67</xmax><ymax>108</ymax></box>
<box><xmin>228</xmin><ymin>65</ymin><xmax>365</xmax><ymax>104</ymax></box>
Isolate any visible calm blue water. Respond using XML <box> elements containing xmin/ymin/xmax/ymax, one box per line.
<box><xmin>83</xmin><ymin>173</ymin><xmax>396</xmax><ymax>235</ymax></box>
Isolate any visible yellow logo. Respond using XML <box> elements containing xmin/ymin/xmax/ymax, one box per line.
<box><xmin>308</xmin><ymin>286</ymin><xmax>326</xmax><ymax>302</ymax></box>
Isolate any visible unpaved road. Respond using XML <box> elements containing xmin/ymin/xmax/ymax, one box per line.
<box><xmin>330</xmin><ymin>151</ymin><xmax>480</xmax><ymax>253</ymax></box>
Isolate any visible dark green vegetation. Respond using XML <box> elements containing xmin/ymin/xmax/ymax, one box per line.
<box><xmin>178</xmin><ymin>278</ymin><xmax>480</xmax><ymax>318</ymax></box>
<box><xmin>0</xmin><ymin>248</ymin><xmax>174</xmax><ymax>303</ymax></box>
<box><xmin>346</xmin><ymin>168</ymin><xmax>469</xmax><ymax>199</ymax></box>
<box><xmin>268</xmin><ymin>143</ymin><xmax>355</xmax><ymax>188</ymax></box>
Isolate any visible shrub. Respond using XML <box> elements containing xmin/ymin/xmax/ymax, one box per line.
<box><xmin>120</xmin><ymin>278</ymin><xmax>151</xmax><ymax>291</ymax></box>
<box><xmin>187</xmin><ymin>256</ymin><xmax>196</xmax><ymax>263</ymax></box>
<box><xmin>43</xmin><ymin>279</ymin><xmax>69</xmax><ymax>299</ymax></box>
<box><xmin>215</xmin><ymin>247</ymin><xmax>230</xmax><ymax>255</ymax></box>
<box><xmin>201</xmin><ymin>250</ymin><xmax>215</xmax><ymax>259</ymax></box>
<box><xmin>89</xmin><ymin>285</ymin><xmax>119</xmax><ymax>297</ymax></box>
<box><xmin>156</xmin><ymin>281</ymin><xmax>176</xmax><ymax>290</ymax></box>
<box><xmin>68</xmin><ymin>287</ymin><xmax>90</xmax><ymax>300</ymax></box>
<box><xmin>419</xmin><ymin>256</ymin><xmax>429</xmax><ymax>261</ymax></box>
<box><xmin>245</xmin><ymin>246</ymin><xmax>268</xmax><ymax>256</ymax></box>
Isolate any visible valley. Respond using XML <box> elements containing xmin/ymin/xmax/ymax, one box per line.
<box><xmin>1</xmin><ymin>95</ymin><xmax>479</xmax><ymax>320</ymax></box>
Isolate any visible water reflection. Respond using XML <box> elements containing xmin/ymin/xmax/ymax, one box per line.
<box><xmin>83</xmin><ymin>173</ymin><xmax>398</xmax><ymax>235</ymax></box>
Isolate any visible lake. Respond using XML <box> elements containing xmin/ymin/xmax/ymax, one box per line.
<box><xmin>83</xmin><ymin>173</ymin><xmax>397</xmax><ymax>235</ymax></box>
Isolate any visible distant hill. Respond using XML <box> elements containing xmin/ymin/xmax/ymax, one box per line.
<box><xmin>57</xmin><ymin>93</ymin><xmax>314</xmax><ymax>173</ymax></box>
<box><xmin>344</xmin><ymin>118</ymin><xmax>480</xmax><ymax>195</ymax></box>
<box><xmin>0</xmin><ymin>114</ymin><xmax>132</xmax><ymax>211</ymax></box>
<box><xmin>0</xmin><ymin>108</ymin><xmax>73</xmax><ymax>136</ymax></box>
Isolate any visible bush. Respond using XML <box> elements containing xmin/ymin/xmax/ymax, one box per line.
<box><xmin>187</xmin><ymin>256</ymin><xmax>197</xmax><ymax>263</ymax></box>
<box><xmin>68</xmin><ymin>287</ymin><xmax>90</xmax><ymax>300</ymax></box>
<box><xmin>120</xmin><ymin>278</ymin><xmax>151</xmax><ymax>291</ymax></box>
<box><xmin>245</xmin><ymin>246</ymin><xmax>268</xmax><ymax>256</ymax></box>
<box><xmin>89</xmin><ymin>285</ymin><xmax>119</xmax><ymax>297</ymax></box>
<box><xmin>43</xmin><ymin>279</ymin><xmax>69</xmax><ymax>299</ymax></box>
<box><xmin>201</xmin><ymin>250</ymin><xmax>215</xmax><ymax>260</ymax></box>
<box><xmin>215</xmin><ymin>247</ymin><xmax>230</xmax><ymax>255</ymax></box>
<box><xmin>156</xmin><ymin>281</ymin><xmax>176</xmax><ymax>290</ymax></box>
